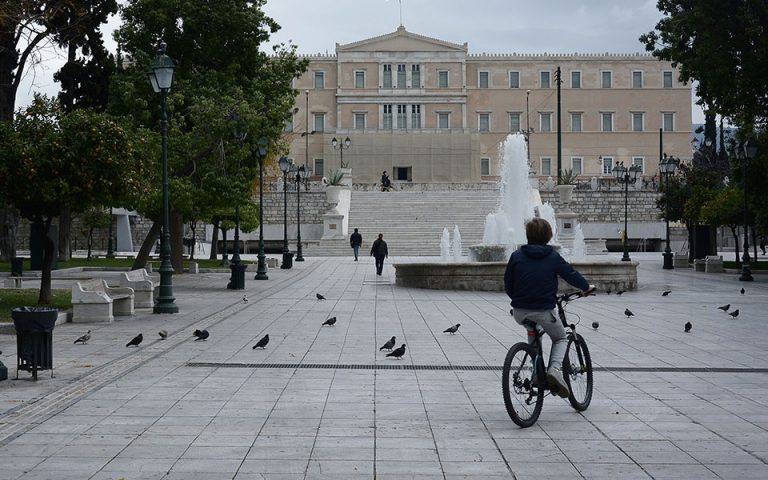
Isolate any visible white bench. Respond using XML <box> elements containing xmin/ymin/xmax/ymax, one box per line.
<box><xmin>72</xmin><ymin>279</ymin><xmax>134</xmax><ymax>323</ymax></box>
<box><xmin>3</xmin><ymin>276</ymin><xmax>23</xmax><ymax>288</ymax></box>
<box><xmin>120</xmin><ymin>269</ymin><xmax>156</xmax><ymax>308</ymax></box>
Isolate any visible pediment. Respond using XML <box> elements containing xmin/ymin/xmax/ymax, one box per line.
<box><xmin>337</xmin><ymin>26</ymin><xmax>467</xmax><ymax>53</ymax></box>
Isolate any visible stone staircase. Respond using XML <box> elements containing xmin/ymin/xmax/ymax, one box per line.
<box><xmin>306</xmin><ymin>189</ymin><xmax>501</xmax><ymax>256</ymax></box>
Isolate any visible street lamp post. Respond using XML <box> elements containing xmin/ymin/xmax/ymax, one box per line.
<box><xmin>148</xmin><ymin>41</ymin><xmax>178</xmax><ymax>314</ymax></box>
<box><xmin>331</xmin><ymin>137</ymin><xmax>351</xmax><ymax>169</ymax></box>
<box><xmin>612</xmin><ymin>161</ymin><xmax>642</xmax><ymax>262</ymax></box>
<box><xmin>294</xmin><ymin>164</ymin><xmax>312</xmax><ymax>262</ymax></box>
<box><xmin>278</xmin><ymin>156</ymin><xmax>294</xmax><ymax>269</ymax></box>
<box><xmin>738</xmin><ymin>139</ymin><xmax>758</xmax><ymax>281</ymax></box>
<box><xmin>255</xmin><ymin>136</ymin><xmax>268</xmax><ymax>280</ymax></box>
<box><xmin>660</xmin><ymin>154</ymin><xmax>679</xmax><ymax>269</ymax></box>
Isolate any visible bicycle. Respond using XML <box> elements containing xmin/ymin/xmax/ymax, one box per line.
<box><xmin>502</xmin><ymin>289</ymin><xmax>594</xmax><ymax>428</ymax></box>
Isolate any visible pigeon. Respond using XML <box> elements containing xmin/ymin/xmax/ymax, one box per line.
<box><xmin>729</xmin><ymin>309</ymin><xmax>739</xmax><ymax>318</ymax></box>
<box><xmin>718</xmin><ymin>304</ymin><xmax>730</xmax><ymax>312</ymax></box>
<box><xmin>616</xmin><ymin>290</ymin><xmax>626</xmax><ymax>296</ymax></box>
<box><xmin>158</xmin><ymin>330</ymin><xmax>168</xmax><ymax>340</ymax></box>
<box><xmin>379</xmin><ymin>336</ymin><xmax>396</xmax><ymax>351</ymax></box>
<box><xmin>443</xmin><ymin>324</ymin><xmax>461</xmax><ymax>334</ymax></box>
<box><xmin>73</xmin><ymin>330</ymin><xmax>91</xmax><ymax>345</ymax></box>
<box><xmin>624</xmin><ymin>308</ymin><xmax>634</xmax><ymax>318</ymax></box>
<box><xmin>684</xmin><ymin>321</ymin><xmax>692</xmax><ymax>333</ymax></box>
<box><xmin>126</xmin><ymin>333</ymin><xmax>143</xmax><ymax>347</ymax></box>
<box><xmin>591</xmin><ymin>321</ymin><xmax>599</xmax><ymax>330</ymax></box>
<box><xmin>316</xmin><ymin>293</ymin><xmax>326</xmax><ymax>300</ymax></box>
<box><xmin>662</xmin><ymin>290</ymin><xmax>671</xmax><ymax>296</ymax></box>
<box><xmin>252</xmin><ymin>334</ymin><xmax>270</xmax><ymax>349</ymax></box>
<box><xmin>193</xmin><ymin>329</ymin><xmax>210</xmax><ymax>341</ymax></box>
<box><xmin>322</xmin><ymin>317</ymin><xmax>337</xmax><ymax>326</ymax></box>
<box><xmin>243</xmin><ymin>295</ymin><xmax>248</xmax><ymax>303</ymax></box>
<box><xmin>386</xmin><ymin>344</ymin><xmax>406</xmax><ymax>359</ymax></box>
<box><xmin>740</xmin><ymin>288</ymin><xmax>745</xmax><ymax>295</ymax></box>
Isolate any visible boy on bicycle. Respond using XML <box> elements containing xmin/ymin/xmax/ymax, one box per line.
<box><xmin>504</xmin><ymin>218</ymin><xmax>592</xmax><ymax>398</ymax></box>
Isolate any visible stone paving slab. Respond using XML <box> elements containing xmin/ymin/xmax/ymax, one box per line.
<box><xmin>1</xmin><ymin>253</ymin><xmax>767</xmax><ymax>478</ymax></box>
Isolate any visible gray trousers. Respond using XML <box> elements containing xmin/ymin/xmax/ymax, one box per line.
<box><xmin>512</xmin><ymin>308</ymin><xmax>567</xmax><ymax>370</ymax></box>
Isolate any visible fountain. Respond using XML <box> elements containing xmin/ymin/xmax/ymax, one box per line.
<box><xmin>452</xmin><ymin>225</ymin><xmax>462</xmax><ymax>261</ymax></box>
<box><xmin>440</xmin><ymin>228</ymin><xmax>451</xmax><ymax>261</ymax></box>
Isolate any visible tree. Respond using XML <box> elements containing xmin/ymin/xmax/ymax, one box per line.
<box><xmin>640</xmin><ymin>0</ymin><xmax>768</xmax><ymax>125</ymax></box>
<box><xmin>0</xmin><ymin>96</ymin><xmax>150</xmax><ymax>304</ymax></box>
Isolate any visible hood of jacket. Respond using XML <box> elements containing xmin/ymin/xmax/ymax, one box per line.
<box><xmin>520</xmin><ymin>244</ymin><xmax>554</xmax><ymax>259</ymax></box>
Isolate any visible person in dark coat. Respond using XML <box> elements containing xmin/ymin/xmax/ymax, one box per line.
<box><xmin>381</xmin><ymin>171</ymin><xmax>392</xmax><ymax>191</ymax></box>
<box><xmin>350</xmin><ymin>228</ymin><xmax>363</xmax><ymax>261</ymax></box>
<box><xmin>370</xmin><ymin>233</ymin><xmax>389</xmax><ymax>275</ymax></box>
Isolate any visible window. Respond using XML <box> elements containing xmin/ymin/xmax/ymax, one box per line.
<box><xmin>438</xmin><ymin>70</ymin><xmax>449</xmax><ymax>88</ymax></box>
<box><xmin>540</xmin><ymin>112</ymin><xmax>552</xmax><ymax>132</ymax></box>
<box><xmin>396</xmin><ymin>104</ymin><xmax>407</xmax><ymax>129</ymax></box>
<box><xmin>411</xmin><ymin>105</ymin><xmax>421</xmax><ymax>128</ymax></box>
<box><xmin>509</xmin><ymin>71</ymin><xmax>520</xmax><ymax>88</ymax></box>
<box><xmin>663</xmin><ymin>112</ymin><xmax>675</xmax><ymax>131</ymax></box>
<box><xmin>479</xmin><ymin>71</ymin><xmax>489</xmax><ymax>88</ymax></box>
<box><xmin>383</xmin><ymin>64</ymin><xmax>392</xmax><ymax>88</ymax></box>
<box><xmin>411</xmin><ymin>64</ymin><xmax>421</xmax><ymax>88</ymax></box>
<box><xmin>354</xmin><ymin>71</ymin><xmax>365</xmax><ymax>89</ymax></box>
<box><xmin>397</xmin><ymin>64</ymin><xmax>406</xmax><ymax>88</ymax></box>
<box><xmin>437</xmin><ymin>112</ymin><xmax>450</xmax><ymax>129</ymax></box>
<box><xmin>601</xmin><ymin>156</ymin><xmax>614</xmax><ymax>175</ymax></box>
<box><xmin>632</xmin><ymin>71</ymin><xmax>643</xmax><ymax>88</ymax></box>
<box><xmin>314</xmin><ymin>158</ymin><xmax>324</xmax><ymax>177</ymax></box>
<box><xmin>540</xmin><ymin>71</ymin><xmax>551</xmax><ymax>88</ymax></box>
<box><xmin>478</xmin><ymin>113</ymin><xmax>490</xmax><ymax>132</ymax></box>
<box><xmin>632</xmin><ymin>156</ymin><xmax>645</xmax><ymax>173</ymax></box>
<box><xmin>571</xmin><ymin>157</ymin><xmax>583</xmax><ymax>176</ymax></box>
<box><xmin>632</xmin><ymin>112</ymin><xmax>644</xmax><ymax>132</ymax></box>
<box><xmin>509</xmin><ymin>112</ymin><xmax>521</xmax><ymax>132</ymax></box>
<box><xmin>354</xmin><ymin>113</ymin><xmax>366</xmax><ymax>130</ymax></box>
<box><xmin>383</xmin><ymin>104</ymin><xmax>393</xmax><ymax>129</ymax></box>
<box><xmin>313</xmin><ymin>113</ymin><xmax>325</xmax><ymax>132</ymax></box>
<box><xmin>601</xmin><ymin>112</ymin><xmax>613</xmax><ymax>132</ymax></box>
<box><xmin>571</xmin><ymin>71</ymin><xmax>581</xmax><ymax>89</ymax></box>
<box><xmin>570</xmin><ymin>112</ymin><xmax>582</xmax><ymax>132</ymax></box>
<box><xmin>313</xmin><ymin>71</ymin><xmax>324</xmax><ymax>89</ymax></box>
<box><xmin>540</xmin><ymin>157</ymin><xmax>552</xmax><ymax>176</ymax></box>
<box><xmin>283</xmin><ymin>117</ymin><xmax>293</xmax><ymax>133</ymax></box>
<box><xmin>481</xmin><ymin>158</ymin><xmax>491</xmax><ymax>176</ymax></box>
<box><xmin>601</xmin><ymin>71</ymin><xmax>612</xmax><ymax>88</ymax></box>
<box><xmin>663</xmin><ymin>71</ymin><xmax>673</xmax><ymax>89</ymax></box>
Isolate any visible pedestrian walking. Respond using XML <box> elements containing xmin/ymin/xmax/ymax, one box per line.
<box><xmin>381</xmin><ymin>171</ymin><xmax>392</xmax><ymax>192</ymax></box>
<box><xmin>760</xmin><ymin>235</ymin><xmax>766</xmax><ymax>255</ymax></box>
<box><xmin>370</xmin><ymin>233</ymin><xmax>389</xmax><ymax>276</ymax></box>
<box><xmin>350</xmin><ymin>228</ymin><xmax>362</xmax><ymax>261</ymax></box>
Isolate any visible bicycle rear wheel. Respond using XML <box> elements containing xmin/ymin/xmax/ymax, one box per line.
<box><xmin>502</xmin><ymin>342</ymin><xmax>544</xmax><ymax>428</ymax></box>
<box><xmin>564</xmin><ymin>333</ymin><xmax>593</xmax><ymax>411</ymax></box>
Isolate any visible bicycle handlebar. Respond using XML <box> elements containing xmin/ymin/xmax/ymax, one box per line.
<box><xmin>557</xmin><ymin>286</ymin><xmax>596</xmax><ymax>306</ymax></box>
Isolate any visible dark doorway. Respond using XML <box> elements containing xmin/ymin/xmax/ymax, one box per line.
<box><xmin>395</xmin><ymin>166</ymin><xmax>412</xmax><ymax>181</ymax></box>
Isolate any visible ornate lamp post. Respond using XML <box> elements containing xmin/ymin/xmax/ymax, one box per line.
<box><xmin>278</xmin><ymin>156</ymin><xmax>294</xmax><ymax>269</ymax></box>
<box><xmin>612</xmin><ymin>161</ymin><xmax>642</xmax><ymax>262</ymax></box>
<box><xmin>294</xmin><ymin>164</ymin><xmax>312</xmax><ymax>262</ymax></box>
<box><xmin>331</xmin><ymin>137</ymin><xmax>351</xmax><ymax>168</ymax></box>
<box><xmin>255</xmin><ymin>136</ymin><xmax>269</xmax><ymax>280</ymax></box>
<box><xmin>738</xmin><ymin>139</ymin><xmax>758</xmax><ymax>281</ymax></box>
<box><xmin>660</xmin><ymin>154</ymin><xmax>679</xmax><ymax>269</ymax></box>
<box><xmin>148</xmin><ymin>41</ymin><xmax>178</xmax><ymax>314</ymax></box>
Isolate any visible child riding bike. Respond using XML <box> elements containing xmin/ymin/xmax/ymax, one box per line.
<box><xmin>504</xmin><ymin>218</ymin><xmax>593</xmax><ymax>398</ymax></box>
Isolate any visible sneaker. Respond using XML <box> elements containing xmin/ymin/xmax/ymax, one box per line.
<box><xmin>546</xmin><ymin>367</ymin><xmax>570</xmax><ymax>398</ymax></box>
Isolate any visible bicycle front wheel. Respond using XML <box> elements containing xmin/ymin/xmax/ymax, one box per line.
<box><xmin>564</xmin><ymin>333</ymin><xmax>593</xmax><ymax>411</ymax></box>
<box><xmin>502</xmin><ymin>342</ymin><xmax>544</xmax><ymax>428</ymax></box>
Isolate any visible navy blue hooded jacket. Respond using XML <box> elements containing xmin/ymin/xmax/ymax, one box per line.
<box><xmin>504</xmin><ymin>244</ymin><xmax>589</xmax><ymax>310</ymax></box>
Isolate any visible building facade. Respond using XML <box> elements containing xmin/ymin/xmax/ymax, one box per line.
<box><xmin>288</xmin><ymin>27</ymin><xmax>691</xmax><ymax>185</ymax></box>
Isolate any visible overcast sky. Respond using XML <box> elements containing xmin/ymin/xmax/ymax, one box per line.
<box><xmin>17</xmin><ymin>0</ymin><xmax>704</xmax><ymax>122</ymax></box>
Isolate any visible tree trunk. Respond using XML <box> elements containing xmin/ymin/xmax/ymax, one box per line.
<box><xmin>170</xmin><ymin>208</ymin><xmax>184</xmax><ymax>273</ymax></box>
<box><xmin>220</xmin><ymin>228</ymin><xmax>228</xmax><ymax>265</ymax></box>
<box><xmin>209</xmin><ymin>221</ymin><xmax>219</xmax><ymax>260</ymax></box>
<box><xmin>731</xmin><ymin>226</ymin><xmax>740</xmax><ymax>263</ymax></box>
<box><xmin>37</xmin><ymin>217</ymin><xmax>54</xmax><ymax>305</ymax></box>
<box><xmin>132</xmin><ymin>221</ymin><xmax>160</xmax><ymax>270</ymax></box>
<box><xmin>58</xmin><ymin>206</ymin><xmax>72</xmax><ymax>261</ymax></box>
<box><xmin>87</xmin><ymin>227</ymin><xmax>93</xmax><ymax>260</ymax></box>
<box><xmin>188</xmin><ymin>221</ymin><xmax>196</xmax><ymax>261</ymax></box>
<box><xmin>752</xmin><ymin>227</ymin><xmax>758</xmax><ymax>263</ymax></box>
<box><xmin>0</xmin><ymin>204</ymin><xmax>19</xmax><ymax>261</ymax></box>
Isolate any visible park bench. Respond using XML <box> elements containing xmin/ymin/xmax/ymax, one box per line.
<box><xmin>72</xmin><ymin>278</ymin><xmax>134</xmax><ymax>323</ymax></box>
<box><xmin>120</xmin><ymin>269</ymin><xmax>156</xmax><ymax>308</ymax></box>
<box><xmin>3</xmin><ymin>276</ymin><xmax>23</xmax><ymax>288</ymax></box>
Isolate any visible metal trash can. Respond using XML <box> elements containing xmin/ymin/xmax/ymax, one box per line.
<box><xmin>12</xmin><ymin>307</ymin><xmax>58</xmax><ymax>380</ymax></box>
<box><xmin>10</xmin><ymin>257</ymin><xmax>23</xmax><ymax>277</ymax></box>
<box><xmin>281</xmin><ymin>252</ymin><xmax>294</xmax><ymax>270</ymax></box>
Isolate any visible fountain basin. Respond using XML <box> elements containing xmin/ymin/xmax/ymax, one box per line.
<box><xmin>468</xmin><ymin>244</ymin><xmax>510</xmax><ymax>262</ymax></box>
<box><xmin>394</xmin><ymin>260</ymin><xmax>637</xmax><ymax>292</ymax></box>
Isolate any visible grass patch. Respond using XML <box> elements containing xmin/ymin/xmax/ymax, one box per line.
<box><xmin>0</xmin><ymin>289</ymin><xmax>71</xmax><ymax>322</ymax></box>
<box><xmin>723</xmin><ymin>260</ymin><xmax>768</xmax><ymax>270</ymax></box>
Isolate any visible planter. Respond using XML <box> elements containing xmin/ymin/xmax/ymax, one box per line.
<box><xmin>325</xmin><ymin>185</ymin><xmax>343</xmax><ymax>205</ymax></box>
<box><xmin>556</xmin><ymin>184</ymin><xmax>575</xmax><ymax>205</ymax></box>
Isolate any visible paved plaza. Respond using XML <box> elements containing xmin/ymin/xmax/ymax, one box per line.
<box><xmin>1</xmin><ymin>253</ymin><xmax>768</xmax><ymax>479</ymax></box>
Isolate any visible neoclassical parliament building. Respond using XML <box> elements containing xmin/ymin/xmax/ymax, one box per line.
<box><xmin>286</xmin><ymin>26</ymin><xmax>691</xmax><ymax>185</ymax></box>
